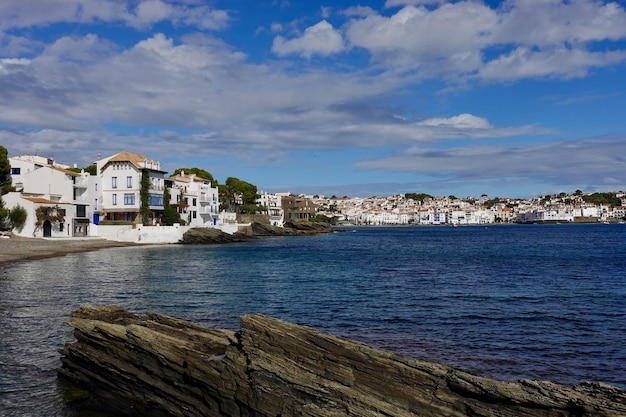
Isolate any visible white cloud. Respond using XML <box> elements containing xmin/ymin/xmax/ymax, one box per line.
<box><xmin>0</xmin><ymin>0</ymin><xmax>230</xmax><ymax>32</ymax></box>
<box><xmin>272</xmin><ymin>20</ymin><xmax>345</xmax><ymax>58</ymax></box>
<box><xmin>418</xmin><ymin>114</ymin><xmax>492</xmax><ymax>129</ymax></box>
<box><xmin>344</xmin><ymin>0</ymin><xmax>626</xmax><ymax>81</ymax></box>
<box><xmin>384</xmin><ymin>0</ymin><xmax>446</xmax><ymax>7</ymax></box>
<box><xmin>493</xmin><ymin>0</ymin><xmax>626</xmax><ymax>46</ymax></box>
<box><xmin>347</xmin><ymin>4</ymin><xmax>496</xmax><ymax>64</ymax></box>
<box><xmin>357</xmin><ymin>135</ymin><xmax>626</xmax><ymax>190</ymax></box>
<box><xmin>478</xmin><ymin>46</ymin><xmax>626</xmax><ymax>81</ymax></box>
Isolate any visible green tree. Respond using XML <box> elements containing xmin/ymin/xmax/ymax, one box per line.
<box><xmin>140</xmin><ymin>169</ymin><xmax>151</xmax><ymax>225</ymax></box>
<box><xmin>172</xmin><ymin>167</ymin><xmax>216</xmax><ymax>185</ymax></box>
<box><xmin>483</xmin><ymin>197</ymin><xmax>501</xmax><ymax>209</ymax></box>
<box><xmin>68</xmin><ymin>165</ymin><xmax>97</xmax><ymax>175</ymax></box>
<box><xmin>9</xmin><ymin>204</ymin><xmax>27</xmax><ymax>230</ymax></box>
<box><xmin>0</xmin><ymin>145</ymin><xmax>12</xmax><ymax>227</ymax></box>
<box><xmin>582</xmin><ymin>192</ymin><xmax>621</xmax><ymax>206</ymax></box>
<box><xmin>0</xmin><ymin>145</ymin><xmax>14</xmax><ymax>195</ymax></box>
<box><xmin>161</xmin><ymin>206</ymin><xmax>181</xmax><ymax>226</ymax></box>
<box><xmin>0</xmin><ymin>201</ymin><xmax>8</xmax><ymax>229</ymax></box>
<box><xmin>219</xmin><ymin>177</ymin><xmax>258</xmax><ymax>213</ymax></box>
<box><xmin>405</xmin><ymin>193</ymin><xmax>432</xmax><ymax>203</ymax></box>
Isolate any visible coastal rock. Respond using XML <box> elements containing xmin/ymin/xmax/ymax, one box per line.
<box><xmin>58</xmin><ymin>304</ymin><xmax>626</xmax><ymax>417</ymax></box>
<box><xmin>179</xmin><ymin>227</ymin><xmax>245</xmax><ymax>244</ymax></box>
<box><xmin>283</xmin><ymin>220</ymin><xmax>333</xmax><ymax>234</ymax></box>
<box><xmin>235</xmin><ymin>221</ymin><xmax>301</xmax><ymax>237</ymax></box>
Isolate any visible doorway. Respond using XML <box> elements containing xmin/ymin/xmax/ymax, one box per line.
<box><xmin>43</xmin><ymin>220</ymin><xmax>52</xmax><ymax>237</ymax></box>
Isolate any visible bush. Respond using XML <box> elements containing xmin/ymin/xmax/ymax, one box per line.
<box><xmin>161</xmin><ymin>206</ymin><xmax>181</xmax><ymax>226</ymax></box>
<box><xmin>9</xmin><ymin>205</ymin><xmax>27</xmax><ymax>230</ymax></box>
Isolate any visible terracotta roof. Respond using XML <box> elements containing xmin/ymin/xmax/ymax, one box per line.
<box><xmin>102</xmin><ymin>151</ymin><xmax>167</xmax><ymax>173</ymax></box>
<box><xmin>169</xmin><ymin>173</ymin><xmax>211</xmax><ymax>183</ymax></box>
<box><xmin>49</xmin><ymin>166</ymin><xmax>79</xmax><ymax>176</ymax></box>
<box><xmin>22</xmin><ymin>197</ymin><xmax>73</xmax><ymax>205</ymax></box>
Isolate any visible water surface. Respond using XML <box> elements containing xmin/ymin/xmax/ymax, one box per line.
<box><xmin>1</xmin><ymin>224</ymin><xmax>625</xmax><ymax>416</ymax></box>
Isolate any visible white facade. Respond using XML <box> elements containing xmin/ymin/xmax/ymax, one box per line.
<box><xmin>5</xmin><ymin>160</ymin><xmax>92</xmax><ymax>237</ymax></box>
<box><xmin>257</xmin><ymin>191</ymin><xmax>284</xmax><ymax>227</ymax></box>
<box><xmin>94</xmin><ymin>151</ymin><xmax>166</xmax><ymax>225</ymax></box>
<box><xmin>3</xmin><ymin>193</ymin><xmax>75</xmax><ymax>238</ymax></box>
<box><xmin>168</xmin><ymin>172</ymin><xmax>220</xmax><ymax>227</ymax></box>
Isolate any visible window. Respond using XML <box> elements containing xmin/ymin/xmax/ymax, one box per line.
<box><xmin>124</xmin><ymin>193</ymin><xmax>135</xmax><ymax>205</ymax></box>
<box><xmin>11</xmin><ymin>167</ymin><xmax>20</xmax><ymax>175</ymax></box>
<box><xmin>95</xmin><ymin>183</ymin><xmax>98</xmax><ymax>191</ymax></box>
<box><xmin>77</xmin><ymin>205</ymin><xmax>86</xmax><ymax>217</ymax></box>
<box><xmin>193</xmin><ymin>198</ymin><xmax>197</xmax><ymax>207</ymax></box>
<box><xmin>127</xmin><ymin>176</ymin><xmax>132</xmax><ymax>188</ymax></box>
<box><xmin>149</xmin><ymin>193</ymin><xmax>164</xmax><ymax>207</ymax></box>
<box><xmin>112</xmin><ymin>193</ymin><xmax>117</xmax><ymax>205</ymax></box>
<box><xmin>112</xmin><ymin>176</ymin><xmax>117</xmax><ymax>188</ymax></box>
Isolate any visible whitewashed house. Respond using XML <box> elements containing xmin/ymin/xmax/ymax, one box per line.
<box><xmin>168</xmin><ymin>172</ymin><xmax>220</xmax><ymax>227</ymax></box>
<box><xmin>4</xmin><ymin>159</ymin><xmax>91</xmax><ymax>237</ymax></box>
<box><xmin>93</xmin><ymin>151</ymin><xmax>166</xmax><ymax>225</ymax></box>
<box><xmin>257</xmin><ymin>191</ymin><xmax>284</xmax><ymax>227</ymax></box>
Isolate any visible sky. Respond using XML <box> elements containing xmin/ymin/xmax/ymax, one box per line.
<box><xmin>1</xmin><ymin>0</ymin><xmax>625</xmax><ymax>199</ymax></box>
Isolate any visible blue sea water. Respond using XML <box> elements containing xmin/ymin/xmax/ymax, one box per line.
<box><xmin>1</xmin><ymin>224</ymin><xmax>625</xmax><ymax>416</ymax></box>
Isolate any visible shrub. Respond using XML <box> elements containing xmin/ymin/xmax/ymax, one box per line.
<box><xmin>9</xmin><ymin>205</ymin><xmax>27</xmax><ymax>230</ymax></box>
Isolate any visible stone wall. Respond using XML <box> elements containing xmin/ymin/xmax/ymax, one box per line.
<box><xmin>58</xmin><ymin>304</ymin><xmax>626</xmax><ymax>417</ymax></box>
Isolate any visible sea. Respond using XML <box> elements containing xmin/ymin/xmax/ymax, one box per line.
<box><xmin>1</xmin><ymin>223</ymin><xmax>625</xmax><ymax>416</ymax></box>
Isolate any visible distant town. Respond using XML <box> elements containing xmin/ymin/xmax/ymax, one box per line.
<box><xmin>1</xmin><ymin>149</ymin><xmax>624</xmax><ymax>244</ymax></box>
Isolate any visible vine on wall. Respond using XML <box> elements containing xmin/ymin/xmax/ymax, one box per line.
<box><xmin>35</xmin><ymin>205</ymin><xmax>65</xmax><ymax>230</ymax></box>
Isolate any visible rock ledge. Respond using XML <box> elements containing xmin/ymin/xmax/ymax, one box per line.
<box><xmin>58</xmin><ymin>304</ymin><xmax>626</xmax><ymax>417</ymax></box>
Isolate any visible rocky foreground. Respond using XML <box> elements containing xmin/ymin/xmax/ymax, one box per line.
<box><xmin>58</xmin><ymin>304</ymin><xmax>626</xmax><ymax>417</ymax></box>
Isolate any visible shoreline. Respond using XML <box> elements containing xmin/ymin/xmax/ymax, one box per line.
<box><xmin>0</xmin><ymin>235</ymin><xmax>145</xmax><ymax>267</ymax></box>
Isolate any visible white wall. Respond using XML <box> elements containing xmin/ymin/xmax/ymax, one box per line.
<box><xmin>91</xmin><ymin>224</ymin><xmax>191</xmax><ymax>243</ymax></box>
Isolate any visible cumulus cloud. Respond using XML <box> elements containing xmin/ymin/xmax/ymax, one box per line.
<box><xmin>2</xmin><ymin>0</ymin><xmax>625</xmax><ymax>196</ymax></box>
<box><xmin>418</xmin><ymin>114</ymin><xmax>492</xmax><ymax>129</ymax></box>
<box><xmin>342</xmin><ymin>0</ymin><xmax>626</xmax><ymax>80</ymax></box>
<box><xmin>272</xmin><ymin>20</ymin><xmax>345</xmax><ymax>58</ymax></box>
<box><xmin>0</xmin><ymin>0</ymin><xmax>229</xmax><ymax>31</ymax></box>
<box><xmin>357</xmin><ymin>135</ymin><xmax>626</xmax><ymax>190</ymax></box>
<box><xmin>478</xmin><ymin>46</ymin><xmax>626</xmax><ymax>81</ymax></box>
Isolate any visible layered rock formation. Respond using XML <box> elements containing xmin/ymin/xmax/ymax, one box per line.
<box><xmin>180</xmin><ymin>221</ymin><xmax>333</xmax><ymax>244</ymax></box>
<box><xmin>59</xmin><ymin>304</ymin><xmax>626</xmax><ymax>417</ymax></box>
<box><xmin>179</xmin><ymin>227</ymin><xmax>246</xmax><ymax>244</ymax></box>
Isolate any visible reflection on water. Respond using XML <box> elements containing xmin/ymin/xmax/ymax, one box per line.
<box><xmin>1</xmin><ymin>225</ymin><xmax>626</xmax><ymax>415</ymax></box>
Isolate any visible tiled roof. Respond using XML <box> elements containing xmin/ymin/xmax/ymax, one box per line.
<box><xmin>49</xmin><ymin>166</ymin><xmax>79</xmax><ymax>176</ymax></box>
<box><xmin>22</xmin><ymin>197</ymin><xmax>73</xmax><ymax>205</ymax></box>
<box><xmin>102</xmin><ymin>151</ymin><xmax>166</xmax><ymax>172</ymax></box>
<box><xmin>169</xmin><ymin>173</ymin><xmax>211</xmax><ymax>183</ymax></box>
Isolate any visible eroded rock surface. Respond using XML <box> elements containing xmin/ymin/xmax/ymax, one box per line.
<box><xmin>58</xmin><ymin>304</ymin><xmax>626</xmax><ymax>417</ymax></box>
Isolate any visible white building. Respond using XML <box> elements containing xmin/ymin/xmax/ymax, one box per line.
<box><xmin>257</xmin><ymin>191</ymin><xmax>285</xmax><ymax>227</ymax></box>
<box><xmin>168</xmin><ymin>172</ymin><xmax>220</xmax><ymax>227</ymax></box>
<box><xmin>94</xmin><ymin>151</ymin><xmax>166</xmax><ymax>225</ymax></box>
<box><xmin>5</xmin><ymin>157</ymin><xmax>91</xmax><ymax>237</ymax></box>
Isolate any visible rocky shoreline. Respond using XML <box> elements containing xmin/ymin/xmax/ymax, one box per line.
<box><xmin>0</xmin><ymin>221</ymin><xmax>333</xmax><ymax>265</ymax></box>
<box><xmin>59</xmin><ymin>304</ymin><xmax>626</xmax><ymax>417</ymax></box>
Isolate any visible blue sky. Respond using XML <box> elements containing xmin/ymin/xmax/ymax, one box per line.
<box><xmin>1</xmin><ymin>0</ymin><xmax>625</xmax><ymax>198</ymax></box>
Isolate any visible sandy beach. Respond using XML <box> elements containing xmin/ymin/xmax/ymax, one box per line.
<box><xmin>0</xmin><ymin>235</ymin><xmax>142</xmax><ymax>266</ymax></box>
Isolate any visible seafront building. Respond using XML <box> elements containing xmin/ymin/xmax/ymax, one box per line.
<box><xmin>312</xmin><ymin>193</ymin><xmax>626</xmax><ymax>226</ymax></box>
<box><xmin>167</xmin><ymin>171</ymin><xmax>220</xmax><ymax>227</ymax></box>
<box><xmin>3</xmin><ymin>151</ymin><xmax>625</xmax><ymax>240</ymax></box>
<box><xmin>5</xmin><ymin>155</ymin><xmax>91</xmax><ymax>237</ymax></box>
<box><xmin>4</xmin><ymin>151</ymin><xmax>223</xmax><ymax>241</ymax></box>
<box><xmin>94</xmin><ymin>151</ymin><xmax>167</xmax><ymax>225</ymax></box>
